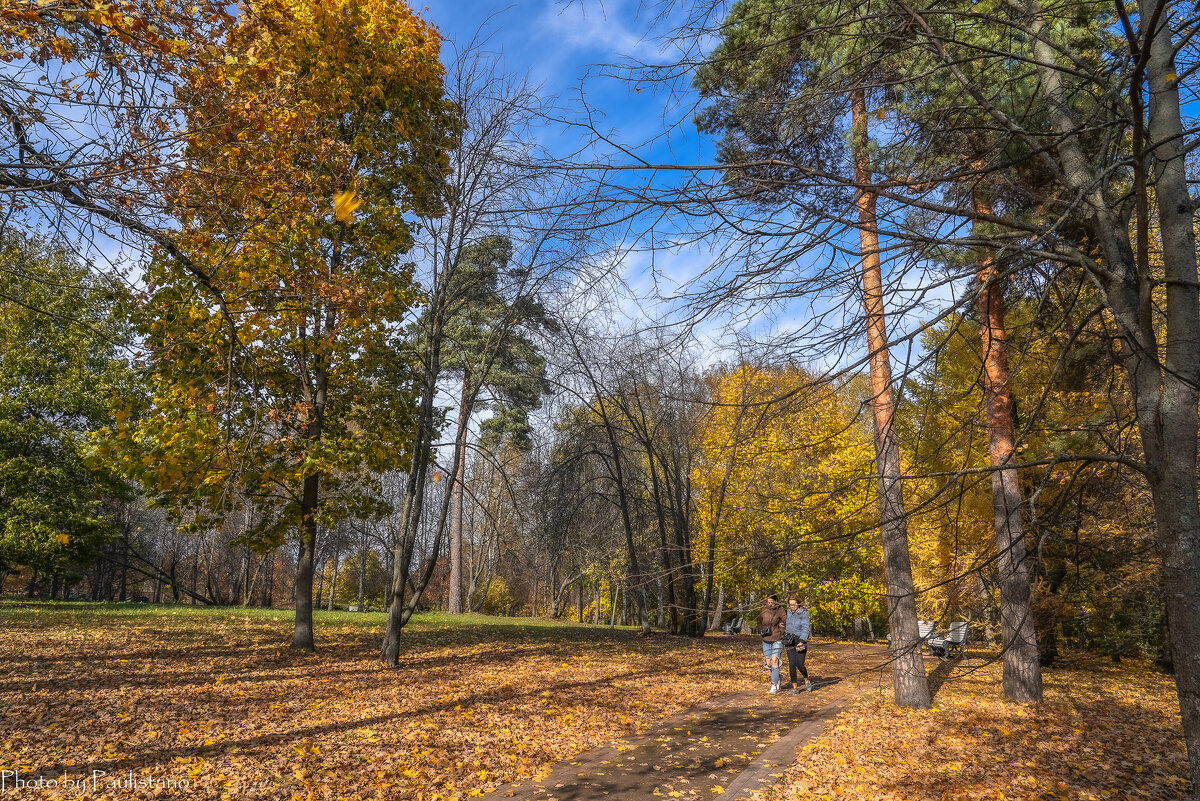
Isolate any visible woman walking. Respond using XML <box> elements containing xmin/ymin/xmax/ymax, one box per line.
<box><xmin>756</xmin><ymin>594</ymin><xmax>787</xmax><ymax>694</ymax></box>
<box><xmin>784</xmin><ymin>594</ymin><xmax>813</xmax><ymax>694</ymax></box>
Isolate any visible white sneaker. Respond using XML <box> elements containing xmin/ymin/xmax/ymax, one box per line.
<box><xmin>768</xmin><ymin>683</ymin><xmax>779</xmax><ymax>694</ymax></box>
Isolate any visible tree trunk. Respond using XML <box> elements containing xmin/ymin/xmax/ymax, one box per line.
<box><xmin>382</xmin><ymin>341</ymin><xmax>439</xmax><ymax>664</ymax></box>
<box><xmin>315</xmin><ymin>555</ymin><xmax>325</xmax><ymax>611</ymax></box>
<box><xmin>1141</xmin><ymin>11</ymin><xmax>1200</xmax><ymax>789</ymax></box>
<box><xmin>1021</xmin><ymin>1</ymin><xmax>1200</xmax><ymax>783</ymax></box>
<box><xmin>973</xmin><ymin>193</ymin><xmax>1043</xmax><ymax>702</ymax></box>
<box><xmin>448</xmin><ymin>372</ymin><xmax>470</xmax><ymax>614</ymax></box>
<box><xmin>598</xmin><ymin>405</ymin><xmax>652</xmax><ymax>635</ymax></box>
<box><xmin>119</xmin><ymin>536</ymin><xmax>129</xmax><ymax>602</ymax></box>
<box><xmin>189</xmin><ymin>537</ymin><xmax>201</xmax><ymax>605</ymax></box>
<box><xmin>358</xmin><ymin>541</ymin><xmax>367</xmax><ymax>611</ymax></box>
<box><xmin>851</xmin><ymin>88</ymin><xmax>931</xmax><ymax>710</ymax></box>
<box><xmin>237</xmin><ymin>551</ymin><xmax>252</xmax><ymax>606</ymax></box>
<box><xmin>670</xmin><ymin>465</ymin><xmax>701</xmax><ymax>636</ymax></box>
<box><xmin>264</xmin><ymin>551</ymin><xmax>273</xmax><ymax>607</ymax></box>
<box><xmin>709</xmin><ymin>583</ymin><xmax>725</xmax><ymax>631</ymax></box>
<box><xmin>327</xmin><ymin>538</ymin><xmax>340</xmax><ymax>612</ymax></box>
<box><xmin>292</xmin><ymin>472</ymin><xmax>319</xmax><ymax>651</ymax></box>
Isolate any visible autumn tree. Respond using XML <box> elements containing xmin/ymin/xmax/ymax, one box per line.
<box><xmin>901</xmin><ymin>299</ymin><xmax>1163</xmax><ymax>664</ymax></box>
<box><xmin>0</xmin><ymin>1</ymin><xmax>241</xmax><ymax>293</ymax></box>
<box><xmin>694</xmin><ymin>364</ymin><xmax>882</xmax><ymax>633</ymax></box>
<box><xmin>380</xmin><ymin>39</ymin><xmax>589</xmax><ymax>661</ymax></box>
<box><xmin>112</xmin><ymin>0</ymin><xmax>452</xmax><ymax>651</ymax></box>
<box><xmin>845</xmin><ymin>0</ymin><xmax>1200</xmax><ymax>779</ymax></box>
<box><xmin>693</xmin><ymin>0</ymin><xmax>932</xmax><ymax>708</ymax></box>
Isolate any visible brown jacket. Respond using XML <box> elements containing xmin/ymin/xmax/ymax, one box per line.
<box><xmin>756</xmin><ymin>604</ymin><xmax>786</xmax><ymax>642</ymax></box>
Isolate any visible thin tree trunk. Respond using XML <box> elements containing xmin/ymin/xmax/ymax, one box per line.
<box><xmin>710</xmin><ymin>583</ymin><xmax>725</xmax><ymax>631</ymax></box>
<box><xmin>382</xmin><ymin>344</ymin><xmax>438</xmax><ymax>663</ymax></box>
<box><xmin>190</xmin><ymin>536</ymin><xmax>201</xmax><ymax>605</ymax></box>
<box><xmin>315</xmin><ymin>555</ymin><xmax>325</xmax><ymax>611</ymax></box>
<box><xmin>119</xmin><ymin>535</ymin><xmax>129</xmax><ymax>602</ymax></box>
<box><xmin>357</xmin><ymin>546</ymin><xmax>367</xmax><ymax>611</ymax></box>
<box><xmin>448</xmin><ymin>373</ymin><xmax>470</xmax><ymax>614</ymax></box>
<box><xmin>851</xmin><ymin>88</ymin><xmax>931</xmax><ymax>710</ymax></box>
<box><xmin>264</xmin><ymin>551</ymin><xmax>273</xmax><ymax>607</ymax></box>
<box><xmin>292</xmin><ymin>472</ymin><xmax>320</xmax><ymax>651</ymax></box>
<box><xmin>598</xmin><ymin>405</ymin><xmax>652</xmax><ymax>635</ymax></box>
<box><xmin>327</xmin><ymin>537</ymin><xmax>340</xmax><ymax>612</ymax></box>
<box><xmin>668</xmin><ymin>457</ymin><xmax>701</xmax><ymax>636</ymax></box>
<box><xmin>973</xmin><ymin>193</ymin><xmax>1042</xmax><ymax>702</ymax></box>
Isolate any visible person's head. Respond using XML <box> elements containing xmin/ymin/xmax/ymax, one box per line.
<box><xmin>765</xmin><ymin>594</ymin><xmax>780</xmax><ymax>608</ymax></box>
<box><xmin>786</xmin><ymin>594</ymin><xmax>801</xmax><ymax>611</ymax></box>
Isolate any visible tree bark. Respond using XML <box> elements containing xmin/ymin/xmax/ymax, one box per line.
<box><xmin>327</xmin><ymin>535</ymin><xmax>340</xmax><ymax>612</ymax></box>
<box><xmin>292</xmin><ymin>472</ymin><xmax>319</xmax><ymax>651</ymax></box>
<box><xmin>448</xmin><ymin>372</ymin><xmax>470</xmax><ymax>614</ymax></box>
<box><xmin>1142</xmin><ymin>5</ymin><xmax>1200</xmax><ymax>783</ymax></box>
<box><xmin>973</xmin><ymin>193</ymin><xmax>1043</xmax><ymax>702</ymax></box>
<box><xmin>1020</xmin><ymin>1</ymin><xmax>1200</xmax><ymax>784</ymax></box>
<box><xmin>709</xmin><ymin>583</ymin><xmax>725</xmax><ymax>631</ymax></box>
<box><xmin>851</xmin><ymin>88</ymin><xmax>931</xmax><ymax>709</ymax></box>
<box><xmin>381</xmin><ymin>310</ymin><xmax>440</xmax><ymax>664</ymax></box>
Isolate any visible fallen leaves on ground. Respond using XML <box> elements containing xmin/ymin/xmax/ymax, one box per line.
<box><xmin>0</xmin><ymin>603</ymin><xmax>756</xmax><ymax>800</ymax></box>
<box><xmin>741</xmin><ymin>655</ymin><xmax>1190</xmax><ymax>801</ymax></box>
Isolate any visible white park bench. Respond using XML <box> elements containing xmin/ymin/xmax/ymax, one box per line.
<box><xmin>917</xmin><ymin>620</ymin><xmax>969</xmax><ymax>658</ymax></box>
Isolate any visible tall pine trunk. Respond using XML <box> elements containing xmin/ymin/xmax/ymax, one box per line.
<box><xmin>851</xmin><ymin>88</ymin><xmax>931</xmax><ymax>709</ymax></box>
<box><xmin>973</xmin><ymin>194</ymin><xmax>1043</xmax><ymax>702</ymax></box>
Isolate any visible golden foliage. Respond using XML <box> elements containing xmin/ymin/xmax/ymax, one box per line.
<box><xmin>694</xmin><ymin>365</ymin><xmax>881</xmax><ymax>625</ymax></box>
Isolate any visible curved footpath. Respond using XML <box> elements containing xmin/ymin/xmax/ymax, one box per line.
<box><xmin>490</xmin><ymin>642</ymin><xmax>891</xmax><ymax>801</ymax></box>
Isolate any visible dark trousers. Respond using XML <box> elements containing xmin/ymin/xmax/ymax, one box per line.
<box><xmin>787</xmin><ymin>645</ymin><xmax>808</xmax><ymax>684</ymax></box>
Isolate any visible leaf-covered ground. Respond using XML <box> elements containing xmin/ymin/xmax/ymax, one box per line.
<box><xmin>740</xmin><ymin>655</ymin><xmax>1190</xmax><ymax>801</ymax></box>
<box><xmin>1</xmin><ymin>602</ymin><xmax>764</xmax><ymax>800</ymax></box>
<box><xmin>1</xmin><ymin>604</ymin><xmax>1190</xmax><ymax>801</ymax></box>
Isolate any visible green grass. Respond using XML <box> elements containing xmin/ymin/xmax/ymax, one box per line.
<box><xmin>0</xmin><ymin>598</ymin><xmax>655</xmax><ymax>638</ymax></box>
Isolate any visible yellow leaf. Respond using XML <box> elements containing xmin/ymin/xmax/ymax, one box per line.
<box><xmin>333</xmin><ymin>189</ymin><xmax>363</xmax><ymax>222</ymax></box>
<box><xmin>712</xmin><ymin>786</ymin><xmax>725</xmax><ymax>795</ymax></box>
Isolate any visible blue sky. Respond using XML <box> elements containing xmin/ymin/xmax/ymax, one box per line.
<box><xmin>419</xmin><ymin>1</ymin><xmax>744</xmax><ymax>340</ymax></box>
<box><xmin>415</xmin><ymin>1</ymin><xmax>963</xmax><ymax>375</ymax></box>
<box><xmin>420</xmin><ymin>0</ymin><xmax>703</xmax><ymax>151</ymax></box>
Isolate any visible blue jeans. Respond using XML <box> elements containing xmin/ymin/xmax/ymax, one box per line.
<box><xmin>761</xmin><ymin>640</ymin><xmax>783</xmax><ymax>685</ymax></box>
